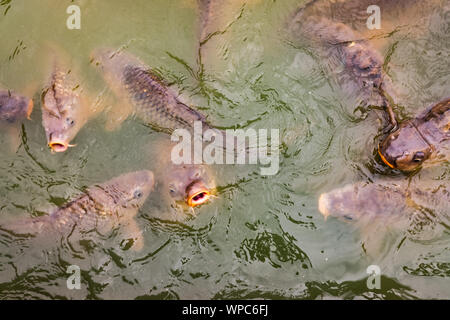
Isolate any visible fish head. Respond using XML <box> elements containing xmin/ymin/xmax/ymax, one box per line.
<box><xmin>378</xmin><ymin>122</ymin><xmax>433</xmax><ymax>171</ymax></box>
<box><xmin>318</xmin><ymin>183</ymin><xmax>406</xmax><ymax>221</ymax></box>
<box><xmin>42</xmin><ymin>87</ymin><xmax>87</xmax><ymax>152</ymax></box>
<box><xmin>0</xmin><ymin>91</ymin><xmax>33</xmax><ymax>123</ymax></box>
<box><xmin>92</xmin><ymin>170</ymin><xmax>155</xmax><ymax>215</ymax></box>
<box><xmin>165</xmin><ymin>164</ymin><xmax>214</xmax><ymax>207</ymax></box>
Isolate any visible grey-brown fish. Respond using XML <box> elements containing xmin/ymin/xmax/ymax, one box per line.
<box><xmin>378</xmin><ymin>98</ymin><xmax>449</xmax><ymax>171</ymax></box>
<box><xmin>42</xmin><ymin>49</ymin><xmax>99</xmax><ymax>153</ymax></box>
<box><xmin>91</xmin><ymin>48</ymin><xmax>212</xmax><ymax>133</ymax></box>
<box><xmin>318</xmin><ymin>179</ymin><xmax>449</xmax><ymax>222</ymax></box>
<box><xmin>289</xmin><ymin>14</ymin><xmax>398</xmax><ymax>127</ymax></box>
<box><xmin>0</xmin><ymin>89</ymin><xmax>33</xmax><ymax>123</ymax></box>
<box><xmin>289</xmin><ymin>0</ymin><xmax>446</xmax><ymax>36</ymax></box>
<box><xmin>0</xmin><ymin>89</ymin><xmax>33</xmax><ymax>151</ymax></box>
<box><xmin>3</xmin><ymin>170</ymin><xmax>154</xmax><ymax>250</ymax></box>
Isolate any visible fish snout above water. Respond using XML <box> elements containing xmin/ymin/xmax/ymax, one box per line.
<box><xmin>41</xmin><ymin>71</ymin><xmax>88</xmax><ymax>153</ymax></box>
<box><xmin>41</xmin><ymin>45</ymin><xmax>99</xmax><ymax>153</ymax></box>
<box><xmin>164</xmin><ymin>163</ymin><xmax>214</xmax><ymax>208</ymax></box>
<box><xmin>378</xmin><ymin>98</ymin><xmax>450</xmax><ymax>171</ymax></box>
<box><xmin>378</xmin><ymin>122</ymin><xmax>433</xmax><ymax>171</ymax></box>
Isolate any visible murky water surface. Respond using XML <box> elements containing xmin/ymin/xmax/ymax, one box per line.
<box><xmin>0</xmin><ymin>0</ymin><xmax>449</xmax><ymax>299</ymax></box>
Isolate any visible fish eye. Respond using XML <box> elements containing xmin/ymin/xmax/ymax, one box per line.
<box><xmin>412</xmin><ymin>152</ymin><xmax>425</xmax><ymax>163</ymax></box>
<box><xmin>66</xmin><ymin>118</ymin><xmax>75</xmax><ymax>126</ymax></box>
<box><xmin>133</xmin><ymin>190</ymin><xmax>143</xmax><ymax>199</ymax></box>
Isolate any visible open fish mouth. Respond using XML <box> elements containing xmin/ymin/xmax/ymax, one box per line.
<box><xmin>49</xmin><ymin>141</ymin><xmax>69</xmax><ymax>152</ymax></box>
<box><xmin>186</xmin><ymin>183</ymin><xmax>211</xmax><ymax>207</ymax></box>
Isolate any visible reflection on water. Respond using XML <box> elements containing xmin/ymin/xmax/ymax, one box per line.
<box><xmin>0</xmin><ymin>0</ymin><xmax>449</xmax><ymax>299</ymax></box>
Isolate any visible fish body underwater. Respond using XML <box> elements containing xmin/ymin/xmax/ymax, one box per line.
<box><xmin>379</xmin><ymin>97</ymin><xmax>450</xmax><ymax>171</ymax></box>
<box><xmin>289</xmin><ymin>13</ymin><xmax>397</xmax><ymax>126</ymax></box>
<box><xmin>92</xmin><ymin>48</ymin><xmax>212</xmax><ymax>133</ymax></box>
<box><xmin>2</xmin><ymin>170</ymin><xmax>154</xmax><ymax>250</ymax></box>
<box><xmin>287</xmin><ymin>0</ymin><xmax>447</xmax><ymax>128</ymax></box>
<box><xmin>0</xmin><ymin>89</ymin><xmax>33</xmax><ymax>124</ymax></box>
<box><xmin>0</xmin><ymin>89</ymin><xmax>33</xmax><ymax>151</ymax></box>
<box><xmin>318</xmin><ymin>179</ymin><xmax>449</xmax><ymax>222</ymax></box>
<box><xmin>317</xmin><ymin>179</ymin><xmax>450</xmax><ymax>256</ymax></box>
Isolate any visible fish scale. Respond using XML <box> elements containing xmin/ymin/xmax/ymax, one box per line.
<box><xmin>2</xmin><ymin>171</ymin><xmax>155</xmax><ymax>241</ymax></box>
<box><xmin>93</xmin><ymin>49</ymin><xmax>212</xmax><ymax>134</ymax></box>
<box><xmin>47</xmin><ymin>191</ymin><xmax>117</xmax><ymax>233</ymax></box>
<box><xmin>121</xmin><ymin>65</ymin><xmax>208</xmax><ymax>132</ymax></box>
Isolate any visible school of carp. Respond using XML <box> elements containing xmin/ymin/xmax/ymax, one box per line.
<box><xmin>0</xmin><ymin>0</ymin><xmax>448</xmax><ymax>254</ymax></box>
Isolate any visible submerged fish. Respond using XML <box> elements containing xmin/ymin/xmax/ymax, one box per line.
<box><xmin>318</xmin><ymin>180</ymin><xmax>449</xmax><ymax>222</ymax></box>
<box><xmin>91</xmin><ymin>48</ymin><xmax>212</xmax><ymax>133</ymax></box>
<box><xmin>289</xmin><ymin>14</ymin><xmax>398</xmax><ymax>127</ymax></box>
<box><xmin>318</xmin><ymin>179</ymin><xmax>449</xmax><ymax>256</ymax></box>
<box><xmin>196</xmin><ymin>0</ymin><xmax>251</xmax><ymax>43</ymax></box>
<box><xmin>0</xmin><ymin>89</ymin><xmax>33</xmax><ymax>123</ymax></box>
<box><xmin>3</xmin><ymin>170</ymin><xmax>154</xmax><ymax>250</ymax></box>
<box><xmin>378</xmin><ymin>98</ymin><xmax>449</xmax><ymax>171</ymax></box>
<box><xmin>0</xmin><ymin>89</ymin><xmax>34</xmax><ymax>151</ymax></box>
<box><xmin>42</xmin><ymin>49</ymin><xmax>98</xmax><ymax>153</ymax></box>
<box><xmin>289</xmin><ymin>0</ymin><xmax>446</xmax><ymax>36</ymax></box>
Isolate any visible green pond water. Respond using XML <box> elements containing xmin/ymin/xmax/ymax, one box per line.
<box><xmin>0</xmin><ymin>0</ymin><xmax>449</xmax><ymax>299</ymax></box>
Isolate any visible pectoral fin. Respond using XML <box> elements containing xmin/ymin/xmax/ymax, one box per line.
<box><xmin>104</xmin><ymin>97</ymin><xmax>133</xmax><ymax>132</ymax></box>
<box><xmin>358</xmin><ymin>215</ymin><xmax>409</xmax><ymax>259</ymax></box>
<box><xmin>121</xmin><ymin>218</ymin><xmax>144</xmax><ymax>251</ymax></box>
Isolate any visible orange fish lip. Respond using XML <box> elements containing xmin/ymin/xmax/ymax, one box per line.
<box><xmin>49</xmin><ymin>141</ymin><xmax>69</xmax><ymax>152</ymax></box>
<box><xmin>26</xmin><ymin>99</ymin><xmax>34</xmax><ymax>120</ymax></box>
<box><xmin>378</xmin><ymin>144</ymin><xmax>395</xmax><ymax>169</ymax></box>
<box><xmin>187</xmin><ymin>189</ymin><xmax>211</xmax><ymax>207</ymax></box>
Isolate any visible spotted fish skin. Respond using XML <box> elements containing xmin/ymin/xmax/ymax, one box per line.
<box><xmin>92</xmin><ymin>48</ymin><xmax>211</xmax><ymax>133</ymax></box>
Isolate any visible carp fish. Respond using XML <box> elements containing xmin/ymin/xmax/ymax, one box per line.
<box><xmin>0</xmin><ymin>88</ymin><xmax>33</xmax><ymax>151</ymax></box>
<box><xmin>42</xmin><ymin>48</ymin><xmax>100</xmax><ymax>153</ymax></box>
<box><xmin>318</xmin><ymin>178</ymin><xmax>449</xmax><ymax>256</ymax></box>
<box><xmin>91</xmin><ymin>48</ymin><xmax>212</xmax><ymax>133</ymax></box>
<box><xmin>318</xmin><ymin>179</ymin><xmax>449</xmax><ymax>222</ymax></box>
<box><xmin>378</xmin><ymin>97</ymin><xmax>449</xmax><ymax>171</ymax></box>
<box><xmin>153</xmin><ymin>139</ymin><xmax>215</xmax><ymax>210</ymax></box>
<box><xmin>0</xmin><ymin>89</ymin><xmax>33</xmax><ymax>123</ymax></box>
<box><xmin>2</xmin><ymin>170</ymin><xmax>154</xmax><ymax>250</ymax></box>
<box><xmin>289</xmin><ymin>13</ymin><xmax>398</xmax><ymax>128</ymax></box>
